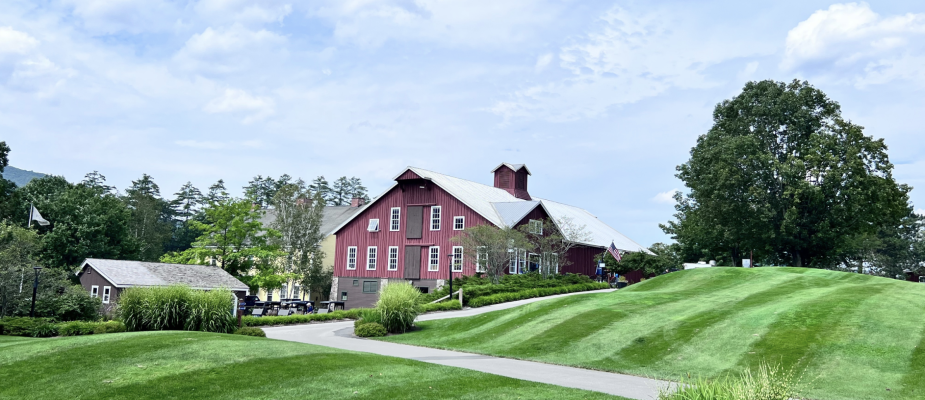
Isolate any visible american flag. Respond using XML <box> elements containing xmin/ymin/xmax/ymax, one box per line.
<box><xmin>607</xmin><ymin>241</ymin><xmax>622</xmax><ymax>262</ymax></box>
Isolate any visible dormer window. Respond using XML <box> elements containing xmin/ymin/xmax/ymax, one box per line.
<box><xmin>367</xmin><ymin>219</ymin><xmax>380</xmax><ymax>232</ymax></box>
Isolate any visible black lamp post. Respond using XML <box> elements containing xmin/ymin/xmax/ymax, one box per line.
<box><xmin>446</xmin><ymin>253</ymin><xmax>455</xmax><ymax>296</ymax></box>
<box><xmin>30</xmin><ymin>266</ymin><xmax>42</xmax><ymax>318</ymax></box>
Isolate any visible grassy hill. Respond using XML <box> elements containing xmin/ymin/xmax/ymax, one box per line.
<box><xmin>381</xmin><ymin>267</ymin><xmax>925</xmax><ymax>400</ymax></box>
<box><xmin>3</xmin><ymin>166</ymin><xmax>46</xmax><ymax>187</ymax></box>
<box><xmin>0</xmin><ymin>332</ymin><xmax>625</xmax><ymax>400</ymax></box>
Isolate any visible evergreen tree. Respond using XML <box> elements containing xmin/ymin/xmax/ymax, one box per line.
<box><xmin>124</xmin><ymin>174</ymin><xmax>172</xmax><ymax>261</ymax></box>
<box><xmin>170</xmin><ymin>182</ymin><xmax>203</xmax><ymax>222</ymax></box>
<box><xmin>330</xmin><ymin>176</ymin><xmax>350</xmax><ymax>206</ymax></box>
<box><xmin>207</xmin><ymin>179</ymin><xmax>229</xmax><ymax>203</ymax></box>
<box><xmin>347</xmin><ymin>177</ymin><xmax>369</xmax><ymax>202</ymax></box>
<box><xmin>81</xmin><ymin>171</ymin><xmax>115</xmax><ymax>194</ymax></box>
<box><xmin>309</xmin><ymin>176</ymin><xmax>332</xmax><ymax>205</ymax></box>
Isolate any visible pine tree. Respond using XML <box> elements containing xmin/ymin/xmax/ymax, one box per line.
<box><xmin>80</xmin><ymin>171</ymin><xmax>115</xmax><ymax>194</ymax></box>
<box><xmin>330</xmin><ymin>177</ymin><xmax>350</xmax><ymax>206</ymax></box>
<box><xmin>207</xmin><ymin>179</ymin><xmax>229</xmax><ymax>203</ymax></box>
<box><xmin>309</xmin><ymin>176</ymin><xmax>332</xmax><ymax>204</ymax></box>
<box><xmin>170</xmin><ymin>182</ymin><xmax>203</xmax><ymax>222</ymax></box>
<box><xmin>347</xmin><ymin>177</ymin><xmax>369</xmax><ymax>202</ymax></box>
<box><xmin>124</xmin><ymin>174</ymin><xmax>171</xmax><ymax>261</ymax></box>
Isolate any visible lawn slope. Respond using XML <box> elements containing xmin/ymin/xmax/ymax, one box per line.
<box><xmin>380</xmin><ymin>267</ymin><xmax>925</xmax><ymax>400</ymax></box>
<box><xmin>0</xmin><ymin>332</ymin><xmax>625</xmax><ymax>400</ymax></box>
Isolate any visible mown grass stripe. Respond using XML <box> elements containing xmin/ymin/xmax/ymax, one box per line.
<box><xmin>504</xmin><ymin>309</ymin><xmax>628</xmax><ymax>358</ymax></box>
<box><xmin>736</xmin><ymin>283</ymin><xmax>890</xmax><ymax>376</ymax></box>
<box><xmin>605</xmin><ymin>274</ymin><xmax>834</xmax><ymax>369</ymax></box>
<box><xmin>899</xmin><ymin>325</ymin><xmax>925</xmax><ymax>398</ymax></box>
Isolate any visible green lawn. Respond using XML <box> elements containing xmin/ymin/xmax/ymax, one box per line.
<box><xmin>379</xmin><ymin>267</ymin><xmax>925</xmax><ymax>400</ymax></box>
<box><xmin>0</xmin><ymin>332</ymin><xmax>627</xmax><ymax>400</ymax></box>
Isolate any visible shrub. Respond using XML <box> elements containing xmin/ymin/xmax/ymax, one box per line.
<box><xmin>185</xmin><ymin>289</ymin><xmax>236</xmax><ymax>333</ymax></box>
<box><xmin>658</xmin><ymin>362</ymin><xmax>798</xmax><ymax>400</ymax></box>
<box><xmin>420</xmin><ymin>300</ymin><xmax>462</xmax><ymax>312</ymax></box>
<box><xmin>58</xmin><ymin>320</ymin><xmax>126</xmax><ymax>336</ymax></box>
<box><xmin>30</xmin><ymin>321</ymin><xmax>59</xmax><ymax>337</ymax></box>
<box><xmin>34</xmin><ymin>285</ymin><xmax>101</xmax><ymax>322</ymax></box>
<box><xmin>355</xmin><ymin>322</ymin><xmax>387</xmax><ymax>337</ymax></box>
<box><xmin>93</xmin><ymin>321</ymin><xmax>126</xmax><ymax>334</ymax></box>
<box><xmin>0</xmin><ymin>317</ymin><xmax>48</xmax><ymax>336</ymax></box>
<box><xmin>233</xmin><ymin>327</ymin><xmax>266</xmax><ymax>337</ymax></box>
<box><xmin>376</xmin><ymin>283</ymin><xmax>421</xmax><ymax>334</ymax></box>
<box><xmin>354</xmin><ymin>308</ymin><xmax>383</xmax><ymax>329</ymax></box>
<box><xmin>467</xmin><ymin>283</ymin><xmax>609</xmax><ymax>307</ymax></box>
<box><xmin>242</xmin><ymin>308</ymin><xmax>369</xmax><ymax>327</ymax></box>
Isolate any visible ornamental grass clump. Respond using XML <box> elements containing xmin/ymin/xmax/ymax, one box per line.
<box><xmin>375</xmin><ymin>283</ymin><xmax>421</xmax><ymax>334</ymax></box>
<box><xmin>186</xmin><ymin>288</ymin><xmax>236</xmax><ymax>333</ymax></box>
<box><xmin>658</xmin><ymin>361</ymin><xmax>800</xmax><ymax>400</ymax></box>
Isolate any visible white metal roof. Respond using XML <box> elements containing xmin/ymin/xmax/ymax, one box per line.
<box><xmin>332</xmin><ymin>166</ymin><xmax>652</xmax><ymax>254</ymax></box>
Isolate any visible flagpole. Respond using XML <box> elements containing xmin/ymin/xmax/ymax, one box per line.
<box><xmin>27</xmin><ymin>202</ymin><xmax>33</xmax><ymax>229</ymax></box>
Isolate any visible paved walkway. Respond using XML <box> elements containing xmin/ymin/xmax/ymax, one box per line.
<box><xmin>265</xmin><ymin>289</ymin><xmax>671</xmax><ymax>400</ymax></box>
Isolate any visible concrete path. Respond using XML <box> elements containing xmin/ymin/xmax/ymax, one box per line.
<box><xmin>265</xmin><ymin>289</ymin><xmax>671</xmax><ymax>400</ymax></box>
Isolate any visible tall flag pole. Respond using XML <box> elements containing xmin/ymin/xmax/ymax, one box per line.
<box><xmin>607</xmin><ymin>241</ymin><xmax>622</xmax><ymax>262</ymax></box>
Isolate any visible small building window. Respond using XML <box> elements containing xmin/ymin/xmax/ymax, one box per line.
<box><xmin>368</xmin><ymin>219</ymin><xmax>380</xmax><ymax>232</ymax></box>
<box><xmin>390</xmin><ymin>207</ymin><xmax>401</xmax><ymax>231</ymax></box>
<box><xmin>281</xmin><ymin>284</ymin><xmax>288</xmax><ymax>299</ymax></box>
<box><xmin>353</xmin><ymin>279</ymin><xmax>359</xmax><ymax>286</ymax></box>
<box><xmin>452</xmin><ymin>246</ymin><xmax>463</xmax><ymax>272</ymax></box>
<box><xmin>293</xmin><ymin>285</ymin><xmax>301</xmax><ymax>299</ymax></box>
<box><xmin>102</xmin><ymin>286</ymin><xmax>111</xmax><ymax>304</ymax></box>
<box><xmin>388</xmin><ymin>246</ymin><xmax>399</xmax><ymax>271</ymax></box>
<box><xmin>417</xmin><ymin>287</ymin><xmax>429</xmax><ymax>294</ymax></box>
<box><xmin>267</xmin><ymin>293</ymin><xmax>273</xmax><ymax>301</ymax></box>
<box><xmin>90</xmin><ymin>285</ymin><xmax>99</xmax><ymax>298</ymax></box>
<box><xmin>429</xmin><ymin>246</ymin><xmax>440</xmax><ymax>271</ymax></box>
<box><xmin>529</xmin><ymin>219</ymin><xmax>543</xmax><ymax>235</ymax></box>
<box><xmin>509</xmin><ymin>250</ymin><xmax>527</xmax><ymax>274</ymax></box>
<box><xmin>362</xmin><ymin>280</ymin><xmax>379</xmax><ymax>293</ymax></box>
<box><xmin>367</xmin><ymin>246</ymin><xmax>377</xmax><ymax>270</ymax></box>
<box><xmin>347</xmin><ymin>246</ymin><xmax>358</xmax><ymax>270</ymax></box>
<box><xmin>476</xmin><ymin>247</ymin><xmax>487</xmax><ymax>273</ymax></box>
<box><xmin>430</xmin><ymin>206</ymin><xmax>441</xmax><ymax>231</ymax></box>
<box><xmin>341</xmin><ymin>291</ymin><xmax>348</xmax><ymax>301</ymax></box>
<box><xmin>453</xmin><ymin>216</ymin><xmax>465</xmax><ymax>230</ymax></box>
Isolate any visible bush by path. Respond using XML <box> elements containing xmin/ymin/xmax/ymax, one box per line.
<box><xmin>420</xmin><ymin>300</ymin><xmax>462</xmax><ymax>312</ymax></box>
<box><xmin>119</xmin><ymin>285</ymin><xmax>236</xmax><ymax>333</ymax></box>
<box><xmin>467</xmin><ymin>283</ymin><xmax>610</xmax><ymax>307</ymax></box>
<box><xmin>1</xmin><ymin>317</ymin><xmax>126</xmax><ymax>337</ymax></box>
<box><xmin>242</xmin><ymin>308</ymin><xmax>366</xmax><ymax>327</ymax></box>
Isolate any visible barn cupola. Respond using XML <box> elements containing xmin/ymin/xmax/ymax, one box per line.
<box><xmin>492</xmin><ymin>163</ymin><xmax>532</xmax><ymax>200</ymax></box>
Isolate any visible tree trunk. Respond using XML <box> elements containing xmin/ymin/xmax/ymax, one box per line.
<box><xmin>792</xmin><ymin>250</ymin><xmax>802</xmax><ymax>267</ymax></box>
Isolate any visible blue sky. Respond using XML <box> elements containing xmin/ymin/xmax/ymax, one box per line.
<box><xmin>2</xmin><ymin>1</ymin><xmax>924</xmax><ymax>246</ymax></box>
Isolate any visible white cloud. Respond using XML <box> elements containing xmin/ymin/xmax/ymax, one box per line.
<box><xmin>173</xmin><ymin>24</ymin><xmax>287</xmax><ymax>75</ymax></box>
<box><xmin>489</xmin><ymin>6</ymin><xmax>752</xmax><ymax>122</ymax></box>
<box><xmin>652</xmin><ymin>189</ymin><xmax>679</xmax><ymax>204</ymax></box>
<box><xmin>61</xmin><ymin>0</ymin><xmax>181</xmax><ymax>34</ymax></box>
<box><xmin>782</xmin><ymin>3</ymin><xmax>925</xmax><ymax>86</ymax></box>
<box><xmin>534</xmin><ymin>53</ymin><xmax>553</xmax><ymax>73</ymax></box>
<box><xmin>203</xmin><ymin>88</ymin><xmax>275</xmax><ymax>123</ymax></box>
<box><xmin>0</xmin><ymin>27</ymin><xmax>38</xmax><ymax>55</ymax></box>
<box><xmin>175</xmin><ymin>140</ymin><xmax>227</xmax><ymax>150</ymax></box>
<box><xmin>195</xmin><ymin>0</ymin><xmax>293</xmax><ymax>25</ymax></box>
<box><xmin>310</xmin><ymin>0</ymin><xmax>558</xmax><ymax>48</ymax></box>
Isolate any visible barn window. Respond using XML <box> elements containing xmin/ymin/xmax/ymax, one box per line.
<box><xmin>453</xmin><ymin>216</ymin><xmax>465</xmax><ymax>230</ymax></box>
<box><xmin>90</xmin><ymin>285</ymin><xmax>99</xmax><ymax>298</ymax></box>
<box><xmin>529</xmin><ymin>219</ymin><xmax>543</xmax><ymax>235</ymax></box>
<box><xmin>452</xmin><ymin>246</ymin><xmax>463</xmax><ymax>272</ymax></box>
<box><xmin>429</xmin><ymin>246</ymin><xmax>440</xmax><ymax>271</ymax></box>
<box><xmin>367</xmin><ymin>246</ymin><xmax>377</xmax><ymax>270</ymax></box>
<box><xmin>347</xmin><ymin>247</ymin><xmax>358</xmax><ymax>270</ymax></box>
<box><xmin>430</xmin><ymin>206</ymin><xmax>442</xmax><ymax>230</ymax></box>
<box><xmin>362</xmin><ymin>281</ymin><xmax>379</xmax><ymax>293</ymax></box>
<box><xmin>476</xmin><ymin>247</ymin><xmax>487</xmax><ymax>273</ymax></box>
<box><xmin>367</xmin><ymin>219</ymin><xmax>380</xmax><ymax>232</ymax></box>
<box><xmin>388</xmin><ymin>246</ymin><xmax>399</xmax><ymax>271</ymax></box>
<box><xmin>390</xmin><ymin>208</ymin><xmax>401</xmax><ymax>231</ymax></box>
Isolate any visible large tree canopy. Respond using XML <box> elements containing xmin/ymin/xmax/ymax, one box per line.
<box><xmin>663</xmin><ymin>80</ymin><xmax>911</xmax><ymax>268</ymax></box>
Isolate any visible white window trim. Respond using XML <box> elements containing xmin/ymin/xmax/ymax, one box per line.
<box><xmin>529</xmin><ymin>219</ymin><xmax>543</xmax><ymax>235</ymax></box>
<box><xmin>347</xmin><ymin>246</ymin><xmax>358</xmax><ymax>270</ymax></box>
<box><xmin>388</xmin><ymin>246</ymin><xmax>399</xmax><ymax>271</ymax></box>
<box><xmin>453</xmin><ymin>216</ymin><xmax>465</xmax><ymax>231</ymax></box>
<box><xmin>390</xmin><ymin>207</ymin><xmax>401</xmax><ymax>231</ymax></box>
<box><xmin>429</xmin><ymin>246</ymin><xmax>440</xmax><ymax>271</ymax></box>
<box><xmin>430</xmin><ymin>206</ymin><xmax>442</xmax><ymax>231</ymax></box>
<box><xmin>476</xmin><ymin>247</ymin><xmax>486</xmax><ymax>273</ymax></box>
<box><xmin>367</xmin><ymin>246</ymin><xmax>378</xmax><ymax>270</ymax></box>
<box><xmin>102</xmin><ymin>286</ymin><xmax>111</xmax><ymax>304</ymax></box>
<box><xmin>368</xmin><ymin>219</ymin><xmax>380</xmax><ymax>232</ymax></box>
<box><xmin>452</xmin><ymin>246</ymin><xmax>464</xmax><ymax>272</ymax></box>
<box><xmin>90</xmin><ymin>285</ymin><xmax>99</xmax><ymax>298</ymax></box>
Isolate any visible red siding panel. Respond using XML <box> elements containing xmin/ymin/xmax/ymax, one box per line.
<box><xmin>334</xmin><ymin>183</ymin><xmax>492</xmax><ymax>280</ymax></box>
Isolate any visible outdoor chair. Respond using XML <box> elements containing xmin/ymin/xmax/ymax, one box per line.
<box><xmin>251</xmin><ymin>308</ymin><xmax>264</xmax><ymax>317</ymax></box>
<box><xmin>278</xmin><ymin>309</ymin><xmax>290</xmax><ymax>317</ymax></box>
<box><xmin>317</xmin><ymin>309</ymin><xmax>328</xmax><ymax>314</ymax></box>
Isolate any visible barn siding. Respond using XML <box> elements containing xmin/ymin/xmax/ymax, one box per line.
<box><xmin>333</xmin><ymin>182</ymin><xmax>492</xmax><ymax>281</ymax></box>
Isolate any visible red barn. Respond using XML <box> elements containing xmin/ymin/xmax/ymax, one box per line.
<box><xmin>329</xmin><ymin>163</ymin><xmax>651</xmax><ymax>309</ymax></box>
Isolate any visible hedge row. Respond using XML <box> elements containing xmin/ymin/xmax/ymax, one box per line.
<box><xmin>420</xmin><ymin>300</ymin><xmax>462</xmax><ymax>312</ymax></box>
<box><xmin>242</xmin><ymin>308</ymin><xmax>368</xmax><ymax>327</ymax></box>
<box><xmin>0</xmin><ymin>317</ymin><xmax>126</xmax><ymax>338</ymax></box>
<box><xmin>467</xmin><ymin>283</ymin><xmax>610</xmax><ymax>308</ymax></box>
<box><xmin>421</xmin><ymin>273</ymin><xmax>597</xmax><ymax>305</ymax></box>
